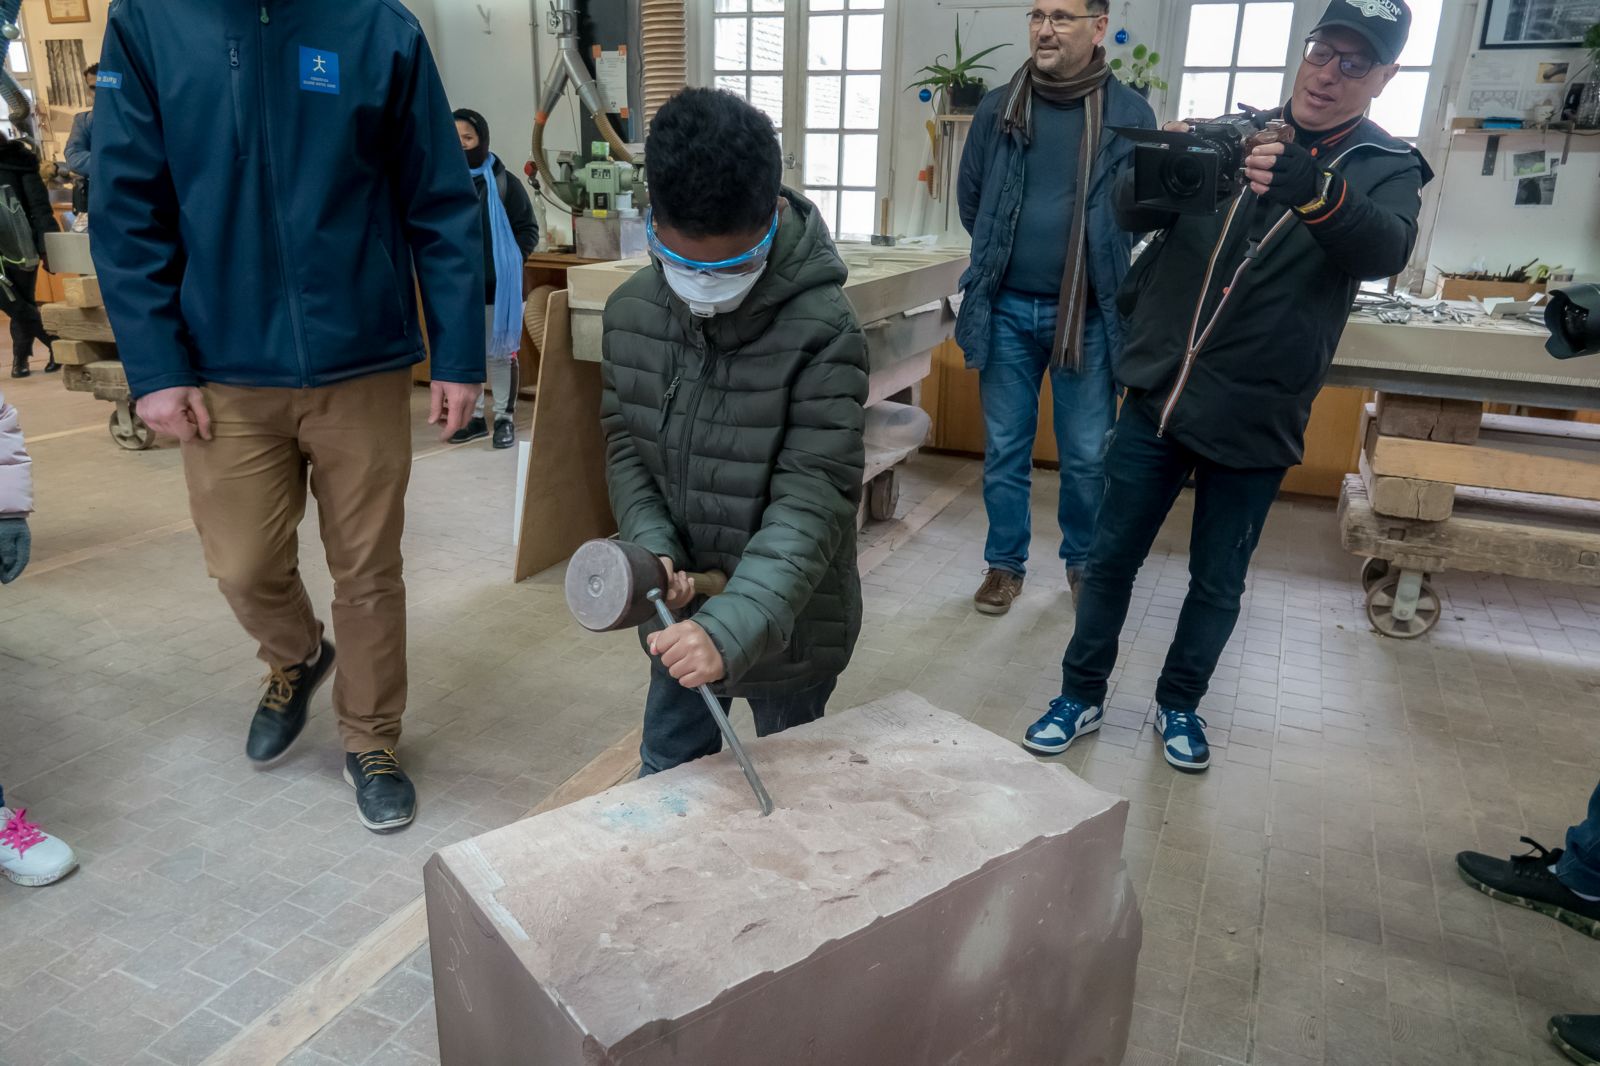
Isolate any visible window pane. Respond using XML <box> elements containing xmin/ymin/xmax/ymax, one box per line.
<box><xmin>810</xmin><ymin>0</ymin><xmax>844</xmax><ymax>9</ymax></box>
<box><xmin>843</xmin><ymin>74</ymin><xmax>880</xmax><ymax>128</ymax></box>
<box><xmin>715</xmin><ymin>19</ymin><xmax>748</xmax><ymax>70</ymax></box>
<box><xmin>807</xmin><ymin>188</ymin><xmax>839</xmax><ymax>234</ymax></box>
<box><xmin>840</xmin><ymin>190</ymin><xmax>875</xmax><ymax>236</ymax></box>
<box><xmin>1235</xmin><ymin>3</ymin><xmax>1293</xmax><ymax>67</ymax></box>
<box><xmin>1184</xmin><ymin>4</ymin><xmax>1239</xmax><ymax>66</ymax></box>
<box><xmin>749</xmin><ymin>76</ymin><xmax>784</xmax><ymax>128</ymax></box>
<box><xmin>1368</xmin><ymin>70</ymin><xmax>1430</xmax><ymax>139</ymax></box>
<box><xmin>713</xmin><ymin>0</ymin><xmax>747</xmax><ymax>11</ymax></box>
<box><xmin>752</xmin><ymin>0</ymin><xmax>784</xmax><ymax>9</ymax></box>
<box><xmin>1400</xmin><ymin>0</ymin><xmax>1443</xmax><ymax>66</ymax></box>
<box><xmin>807</xmin><ymin>75</ymin><xmax>842</xmax><ymax>126</ymax></box>
<box><xmin>841</xmin><ymin>132</ymin><xmax>877</xmax><ymax>186</ymax></box>
<box><xmin>849</xmin><ymin>0</ymin><xmax>884</xmax><ymax>8</ymax></box>
<box><xmin>846</xmin><ymin>14</ymin><xmax>884</xmax><ymax>70</ymax></box>
<box><xmin>715</xmin><ymin>74</ymin><xmax>747</xmax><ymax>97</ymax></box>
<box><xmin>809</xmin><ymin>15</ymin><xmax>844</xmax><ymax>70</ymax></box>
<box><xmin>1177</xmin><ymin>72</ymin><xmax>1231</xmax><ymax>120</ymax></box>
<box><xmin>7</xmin><ymin>41</ymin><xmax>26</xmax><ymax>75</ymax></box>
<box><xmin>805</xmin><ymin>133</ymin><xmax>840</xmax><ymax>185</ymax></box>
<box><xmin>1230</xmin><ymin>71</ymin><xmax>1284</xmax><ymax>112</ymax></box>
<box><xmin>750</xmin><ymin>17</ymin><xmax>784</xmax><ymax>71</ymax></box>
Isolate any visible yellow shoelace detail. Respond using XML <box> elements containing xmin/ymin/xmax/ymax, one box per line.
<box><xmin>358</xmin><ymin>750</ymin><xmax>401</xmax><ymax>778</ymax></box>
<box><xmin>260</xmin><ymin>664</ymin><xmax>305</xmax><ymax>713</ymax></box>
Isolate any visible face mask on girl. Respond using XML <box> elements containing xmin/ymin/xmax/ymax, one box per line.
<box><xmin>647</xmin><ymin>207</ymin><xmax>779</xmax><ymax>319</ymax></box>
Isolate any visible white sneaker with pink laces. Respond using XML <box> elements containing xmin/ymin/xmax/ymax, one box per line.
<box><xmin>0</xmin><ymin>806</ymin><xmax>77</xmax><ymax>886</ymax></box>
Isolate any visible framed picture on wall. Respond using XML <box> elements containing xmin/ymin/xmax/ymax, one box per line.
<box><xmin>45</xmin><ymin>0</ymin><xmax>90</xmax><ymax>25</ymax></box>
<box><xmin>1481</xmin><ymin>0</ymin><xmax>1600</xmax><ymax>48</ymax></box>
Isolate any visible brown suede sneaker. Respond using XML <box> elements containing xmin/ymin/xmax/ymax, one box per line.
<box><xmin>974</xmin><ymin>569</ymin><xmax>1024</xmax><ymax>616</ymax></box>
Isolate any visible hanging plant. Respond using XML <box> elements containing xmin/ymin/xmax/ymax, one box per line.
<box><xmin>1109</xmin><ymin>43</ymin><xmax>1168</xmax><ymax>95</ymax></box>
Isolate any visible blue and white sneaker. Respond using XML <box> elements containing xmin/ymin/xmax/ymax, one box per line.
<box><xmin>1155</xmin><ymin>708</ymin><xmax>1210</xmax><ymax>772</ymax></box>
<box><xmin>1022</xmin><ymin>697</ymin><xmax>1103</xmax><ymax>755</ymax></box>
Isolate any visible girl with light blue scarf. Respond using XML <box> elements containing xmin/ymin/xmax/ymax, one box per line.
<box><xmin>453</xmin><ymin>109</ymin><xmax>540</xmax><ymax>449</ymax></box>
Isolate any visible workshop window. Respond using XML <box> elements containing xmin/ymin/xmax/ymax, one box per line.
<box><xmin>710</xmin><ymin>0</ymin><xmax>889</xmax><ymax>239</ymax></box>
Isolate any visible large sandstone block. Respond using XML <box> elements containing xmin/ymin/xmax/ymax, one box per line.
<box><xmin>424</xmin><ymin>692</ymin><xmax>1142</xmax><ymax>1066</ymax></box>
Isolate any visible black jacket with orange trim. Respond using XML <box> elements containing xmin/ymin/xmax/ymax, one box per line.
<box><xmin>1112</xmin><ymin>108</ymin><xmax>1432</xmax><ymax>469</ymax></box>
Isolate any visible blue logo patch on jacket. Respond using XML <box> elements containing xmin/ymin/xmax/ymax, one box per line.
<box><xmin>96</xmin><ymin>71</ymin><xmax>124</xmax><ymax>90</ymax></box>
<box><xmin>299</xmin><ymin>47</ymin><xmax>340</xmax><ymax>94</ymax></box>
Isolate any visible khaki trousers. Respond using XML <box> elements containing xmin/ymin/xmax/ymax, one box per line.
<box><xmin>182</xmin><ymin>370</ymin><xmax>413</xmax><ymax>752</ymax></box>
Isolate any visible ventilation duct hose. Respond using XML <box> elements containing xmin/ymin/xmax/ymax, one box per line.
<box><xmin>639</xmin><ymin>0</ymin><xmax>687</xmax><ymax>133</ymax></box>
<box><xmin>531</xmin><ymin>0</ymin><xmax>632</xmax><ymax>211</ymax></box>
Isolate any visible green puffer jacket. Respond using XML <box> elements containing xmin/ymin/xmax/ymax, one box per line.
<box><xmin>600</xmin><ymin>190</ymin><xmax>869</xmax><ymax>698</ymax></box>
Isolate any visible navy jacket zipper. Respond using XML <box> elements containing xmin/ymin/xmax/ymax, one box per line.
<box><xmin>253</xmin><ymin>3</ymin><xmax>313</xmax><ymax>385</ymax></box>
<box><xmin>675</xmin><ymin>323</ymin><xmax>713</xmax><ymax>524</ymax></box>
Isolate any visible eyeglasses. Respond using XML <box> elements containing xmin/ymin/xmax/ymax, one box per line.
<box><xmin>646</xmin><ymin>207</ymin><xmax>779</xmax><ymax>278</ymax></box>
<box><xmin>1028</xmin><ymin>10</ymin><xmax>1103</xmax><ymax>32</ymax></box>
<box><xmin>1303</xmin><ymin>38</ymin><xmax>1378</xmax><ymax>80</ymax></box>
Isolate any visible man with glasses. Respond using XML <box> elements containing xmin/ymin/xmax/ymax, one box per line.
<box><xmin>1023</xmin><ymin>0</ymin><xmax>1432</xmax><ymax>772</ymax></box>
<box><xmin>600</xmin><ymin>88</ymin><xmax>868</xmax><ymax>775</ymax></box>
<box><xmin>957</xmin><ymin>3</ymin><xmax>1154</xmax><ymax>617</ymax></box>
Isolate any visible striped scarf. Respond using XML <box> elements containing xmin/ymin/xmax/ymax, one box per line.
<box><xmin>1001</xmin><ymin>48</ymin><xmax>1112</xmax><ymax>371</ymax></box>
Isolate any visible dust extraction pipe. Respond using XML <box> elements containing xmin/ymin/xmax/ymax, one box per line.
<box><xmin>0</xmin><ymin>0</ymin><xmax>33</xmax><ymax>132</ymax></box>
<box><xmin>638</xmin><ymin>0</ymin><xmax>687</xmax><ymax>131</ymax></box>
<box><xmin>530</xmin><ymin>0</ymin><xmax>632</xmax><ymax>208</ymax></box>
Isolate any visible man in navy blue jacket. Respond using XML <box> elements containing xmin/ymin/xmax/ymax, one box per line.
<box><xmin>92</xmin><ymin>0</ymin><xmax>486</xmax><ymax>832</ymax></box>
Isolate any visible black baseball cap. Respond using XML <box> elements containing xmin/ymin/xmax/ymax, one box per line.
<box><xmin>1310</xmin><ymin>0</ymin><xmax>1412</xmax><ymax>65</ymax></box>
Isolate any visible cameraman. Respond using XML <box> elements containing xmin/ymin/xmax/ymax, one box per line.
<box><xmin>1023</xmin><ymin>0</ymin><xmax>1433</xmax><ymax>772</ymax></box>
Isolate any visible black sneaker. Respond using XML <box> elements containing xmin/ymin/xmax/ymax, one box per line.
<box><xmin>1456</xmin><ymin>838</ymin><xmax>1600</xmax><ymax>939</ymax></box>
<box><xmin>449</xmin><ymin>417</ymin><xmax>489</xmax><ymax>445</ymax></box>
<box><xmin>492</xmin><ymin>418</ymin><xmax>516</xmax><ymax>449</ymax></box>
<box><xmin>344</xmin><ymin>750</ymin><xmax>416</xmax><ymax>832</ymax></box>
<box><xmin>43</xmin><ymin>356</ymin><xmax>59</xmax><ymax>374</ymax></box>
<box><xmin>10</xmin><ymin>358</ymin><xmax>28</xmax><ymax>379</ymax></box>
<box><xmin>245</xmin><ymin>640</ymin><xmax>335</xmax><ymax>763</ymax></box>
<box><xmin>1551</xmin><ymin>1015</ymin><xmax>1600</xmax><ymax>1066</ymax></box>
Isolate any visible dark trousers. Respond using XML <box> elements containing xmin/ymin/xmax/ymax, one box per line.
<box><xmin>1558</xmin><ymin>779</ymin><xmax>1600</xmax><ymax>897</ymax></box>
<box><xmin>1061</xmin><ymin>402</ymin><xmax>1286</xmax><ymax>712</ymax></box>
<box><xmin>639</xmin><ymin>663</ymin><xmax>835</xmax><ymax>776</ymax></box>
<box><xmin>1</xmin><ymin>266</ymin><xmax>53</xmax><ymax>363</ymax></box>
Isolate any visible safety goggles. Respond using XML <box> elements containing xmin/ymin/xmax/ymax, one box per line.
<box><xmin>1303</xmin><ymin>37</ymin><xmax>1378</xmax><ymax>80</ymax></box>
<box><xmin>646</xmin><ymin>207</ymin><xmax>779</xmax><ymax>278</ymax></box>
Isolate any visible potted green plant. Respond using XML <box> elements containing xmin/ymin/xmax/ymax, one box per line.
<box><xmin>908</xmin><ymin>22</ymin><xmax>1010</xmax><ymax>114</ymax></box>
<box><xmin>1109</xmin><ymin>43</ymin><xmax>1167</xmax><ymax>98</ymax></box>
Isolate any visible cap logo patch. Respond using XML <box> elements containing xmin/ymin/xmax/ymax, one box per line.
<box><xmin>1345</xmin><ymin>0</ymin><xmax>1400</xmax><ymax>21</ymax></box>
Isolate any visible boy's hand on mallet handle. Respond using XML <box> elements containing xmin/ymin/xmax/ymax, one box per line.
<box><xmin>650</xmin><ymin>620</ymin><xmax>726</xmax><ymax>688</ymax></box>
<box><xmin>658</xmin><ymin>557</ymin><xmax>696</xmax><ymax>610</ymax></box>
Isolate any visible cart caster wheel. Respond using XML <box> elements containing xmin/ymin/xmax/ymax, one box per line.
<box><xmin>110</xmin><ymin>408</ymin><xmax>156</xmax><ymax>451</ymax></box>
<box><xmin>1366</xmin><ymin>572</ymin><xmax>1441</xmax><ymax>639</ymax></box>
<box><xmin>867</xmin><ymin>470</ymin><xmax>899</xmax><ymax>522</ymax></box>
<box><xmin>1360</xmin><ymin>557</ymin><xmax>1392</xmax><ymax>593</ymax></box>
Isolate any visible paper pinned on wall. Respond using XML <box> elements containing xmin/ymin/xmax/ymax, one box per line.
<box><xmin>1512</xmin><ymin>149</ymin><xmax>1549</xmax><ymax>178</ymax></box>
<box><xmin>1467</xmin><ymin>54</ymin><xmax>1524</xmax><ymax>87</ymax></box>
<box><xmin>1468</xmin><ymin>88</ymin><xmax>1524</xmax><ymax>113</ymax></box>
<box><xmin>596</xmin><ymin>50</ymin><xmax>629</xmax><ymax>117</ymax></box>
<box><xmin>1515</xmin><ymin>162</ymin><xmax>1559</xmax><ymax>207</ymax></box>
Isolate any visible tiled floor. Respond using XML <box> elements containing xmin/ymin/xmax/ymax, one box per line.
<box><xmin>2</xmin><ymin>371</ymin><xmax>1598</xmax><ymax>1066</ymax></box>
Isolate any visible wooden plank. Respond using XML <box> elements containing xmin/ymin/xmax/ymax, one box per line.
<box><xmin>202</xmin><ymin>727</ymin><xmax>645</xmax><ymax>1066</ymax></box>
<box><xmin>1374</xmin><ymin>392</ymin><xmax>1483</xmax><ymax>444</ymax></box>
<box><xmin>1369</xmin><ymin>432</ymin><xmax>1600</xmax><ymax>502</ymax></box>
<box><xmin>40</xmin><ymin>303</ymin><xmax>116</xmax><ymax>343</ymax></box>
<box><xmin>62</xmin><ymin>275</ymin><xmax>102</xmax><ymax>308</ymax></box>
<box><xmin>1281</xmin><ymin>386</ymin><xmax>1367</xmax><ymax>498</ymax></box>
<box><xmin>1359</xmin><ymin>448</ymin><xmax>1455</xmax><ymax>521</ymax></box>
<box><xmin>1340</xmin><ymin>473</ymin><xmax>1600</xmax><ymax>586</ymax></box>
<box><xmin>513</xmin><ymin>288</ymin><xmax>617</xmax><ymax>582</ymax></box>
<box><xmin>52</xmin><ymin>339</ymin><xmax>116</xmax><ymax>366</ymax></box>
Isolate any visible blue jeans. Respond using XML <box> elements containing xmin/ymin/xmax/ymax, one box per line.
<box><xmin>639</xmin><ymin>663</ymin><xmax>836</xmax><ymax>776</ymax></box>
<box><xmin>979</xmin><ymin>289</ymin><xmax>1116</xmax><ymax>575</ymax></box>
<box><xmin>1557</xmin><ymin>780</ymin><xmax>1600</xmax><ymax>896</ymax></box>
<box><xmin>1061</xmin><ymin>402</ymin><xmax>1286</xmax><ymax>712</ymax></box>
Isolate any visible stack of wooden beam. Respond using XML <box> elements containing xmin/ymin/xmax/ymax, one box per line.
<box><xmin>42</xmin><ymin>276</ymin><xmax>125</xmax><ymax>396</ymax></box>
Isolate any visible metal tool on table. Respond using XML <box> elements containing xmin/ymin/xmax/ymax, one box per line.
<box><xmin>565</xmin><ymin>538</ymin><xmax>775</xmax><ymax>816</ymax></box>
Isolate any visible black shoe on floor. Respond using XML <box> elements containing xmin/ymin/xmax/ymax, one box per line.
<box><xmin>1552</xmin><ymin>1015</ymin><xmax>1600</xmax><ymax>1066</ymax></box>
<box><xmin>43</xmin><ymin>357</ymin><xmax>59</xmax><ymax>373</ymax></box>
<box><xmin>449</xmin><ymin>417</ymin><xmax>489</xmax><ymax>445</ymax></box>
<box><xmin>492</xmin><ymin>418</ymin><xmax>516</xmax><ymax>449</ymax></box>
<box><xmin>1456</xmin><ymin>838</ymin><xmax>1600</xmax><ymax>939</ymax></box>
<box><xmin>344</xmin><ymin>749</ymin><xmax>416</xmax><ymax>832</ymax></box>
<box><xmin>245</xmin><ymin>640</ymin><xmax>336</xmax><ymax>763</ymax></box>
<box><xmin>10</xmin><ymin>359</ymin><xmax>28</xmax><ymax>379</ymax></box>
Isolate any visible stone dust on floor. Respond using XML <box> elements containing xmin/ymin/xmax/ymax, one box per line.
<box><xmin>1</xmin><ymin>371</ymin><xmax>1598</xmax><ymax>1066</ymax></box>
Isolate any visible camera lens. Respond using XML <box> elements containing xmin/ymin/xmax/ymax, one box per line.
<box><xmin>1163</xmin><ymin>155</ymin><xmax>1206</xmax><ymax>199</ymax></box>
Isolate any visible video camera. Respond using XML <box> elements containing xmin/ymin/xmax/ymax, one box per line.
<box><xmin>1544</xmin><ymin>284</ymin><xmax>1600</xmax><ymax>359</ymax></box>
<box><xmin>1110</xmin><ymin>108</ymin><xmax>1296</xmax><ymax>216</ymax></box>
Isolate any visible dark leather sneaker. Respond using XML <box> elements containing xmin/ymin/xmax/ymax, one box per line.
<box><xmin>43</xmin><ymin>356</ymin><xmax>60</xmax><ymax>373</ymax></box>
<box><xmin>246</xmin><ymin>640</ymin><xmax>335</xmax><ymax>763</ymax></box>
<box><xmin>974</xmin><ymin>569</ymin><xmax>1023</xmax><ymax>616</ymax></box>
<box><xmin>344</xmin><ymin>750</ymin><xmax>416</xmax><ymax>832</ymax></box>
<box><xmin>1456</xmin><ymin>838</ymin><xmax>1600</xmax><ymax>939</ymax></box>
<box><xmin>449</xmin><ymin>416</ymin><xmax>489</xmax><ymax>445</ymax></box>
<box><xmin>492</xmin><ymin>418</ymin><xmax>516</xmax><ymax>449</ymax></box>
<box><xmin>1551</xmin><ymin>1014</ymin><xmax>1600</xmax><ymax>1066</ymax></box>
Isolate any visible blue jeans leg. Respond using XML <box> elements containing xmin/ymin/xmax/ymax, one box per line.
<box><xmin>1556</xmin><ymin>779</ymin><xmax>1600</xmax><ymax>897</ymax></box>
<box><xmin>1049</xmin><ymin>310</ymin><xmax>1117</xmax><ymax>571</ymax></box>
<box><xmin>639</xmin><ymin>663</ymin><xmax>836</xmax><ymax>777</ymax></box>
<box><xmin>979</xmin><ymin>291</ymin><xmax>1049</xmax><ymax>577</ymax></box>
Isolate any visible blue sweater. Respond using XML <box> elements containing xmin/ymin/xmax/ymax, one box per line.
<box><xmin>1001</xmin><ymin>98</ymin><xmax>1085</xmax><ymax>297</ymax></box>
